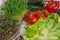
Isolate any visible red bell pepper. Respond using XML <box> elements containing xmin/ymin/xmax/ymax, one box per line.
<box><xmin>46</xmin><ymin>0</ymin><xmax>59</xmax><ymax>13</ymax></box>
<box><xmin>34</xmin><ymin>10</ymin><xmax>41</xmax><ymax>19</ymax></box>
<box><xmin>59</xmin><ymin>2</ymin><xmax>60</xmax><ymax>6</ymax></box>
<box><xmin>24</xmin><ymin>12</ymin><xmax>37</xmax><ymax>25</ymax></box>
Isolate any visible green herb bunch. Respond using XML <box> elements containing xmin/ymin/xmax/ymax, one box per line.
<box><xmin>0</xmin><ymin>0</ymin><xmax>28</xmax><ymax>39</ymax></box>
<box><xmin>0</xmin><ymin>15</ymin><xmax>20</xmax><ymax>38</ymax></box>
<box><xmin>3</xmin><ymin>0</ymin><xmax>28</xmax><ymax>19</ymax></box>
<box><xmin>28</xmin><ymin>0</ymin><xmax>45</xmax><ymax>12</ymax></box>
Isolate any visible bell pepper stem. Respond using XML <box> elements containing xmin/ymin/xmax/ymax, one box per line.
<box><xmin>51</xmin><ymin>0</ymin><xmax>56</xmax><ymax>6</ymax></box>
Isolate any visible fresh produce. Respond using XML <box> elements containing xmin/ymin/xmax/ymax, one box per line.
<box><xmin>59</xmin><ymin>2</ymin><xmax>60</xmax><ymax>6</ymax></box>
<box><xmin>23</xmin><ymin>14</ymin><xmax>60</xmax><ymax>40</ymax></box>
<box><xmin>44</xmin><ymin>9</ymin><xmax>52</xmax><ymax>15</ymax></box>
<box><xmin>46</xmin><ymin>0</ymin><xmax>59</xmax><ymax>13</ymax></box>
<box><xmin>28</xmin><ymin>0</ymin><xmax>46</xmax><ymax>12</ymax></box>
<box><xmin>24</xmin><ymin>9</ymin><xmax>52</xmax><ymax>25</ymax></box>
<box><xmin>28</xmin><ymin>5</ymin><xmax>45</xmax><ymax>12</ymax></box>
<box><xmin>0</xmin><ymin>0</ymin><xmax>28</xmax><ymax>39</ymax></box>
<box><xmin>28</xmin><ymin>0</ymin><xmax>45</xmax><ymax>6</ymax></box>
<box><xmin>34</xmin><ymin>10</ymin><xmax>49</xmax><ymax>19</ymax></box>
<box><xmin>57</xmin><ymin>9</ymin><xmax>60</xmax><ymax>16</ymax></box>
<box><xmin>34</xmin><ymin>10</ymin><xmax>41</xmax><ymax>19</ymax></box>
<box><xmin>57</xmin><ymin>9</ymin><xmax>60</xmax><ymax>22</ymax></box>
<box><xmin>3</xmin><ymin>0</ymin><xmax>28</xmax><ymax>19</ymax></box>
<box><xmin>24</xmin><ymin>12</ymin><xmax>34</xmax><ymax>21</ymax></box>
<box><xmin>41</xmin><ymin>10</ymin><xmax>48</xmax><ymax>18</ymax></box>
<box><xmin>41</xmin><ymin>9</ymin><xmax>52</xmax><ymax>19</ymax></box>
<box><xmin>27</xmin><ymin>16</ymin><xmax>37</xmax><ymax>25</ymax></box>
<box><xmin>0</xmin><ymin>15</ymin><xmax>20</xmax><ymax>39</ymax></box>
<box><xmin>41</xmin><ymin>13</ymin><xmax>47</xmax><ymax>18</ymax></box>
<box><xmin>24</xmin><ymin>11</ymin><xmax>41</xmax><ymax>25</ymax></box>
<box><xmin>24</xmin><ymin>12</ymin><xmax>37</xmax><ymax>25</ymax></box>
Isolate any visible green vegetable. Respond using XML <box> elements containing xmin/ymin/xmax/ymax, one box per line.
<box><xmin>0</xmin><ymin>0</ymin><xmax>28</xmax><ymax>39</ymax></box>
<box><xmin>24</xmin><ymin>14</ymin><xmax>60</xmax><ymax>40</ymax></box>
<box><xmin>0</xmin><ymin>15</ymin><xmax>20</xmax><ymax>39</ymax></box>
<box><xmin>28</xmin><ymin>0</ymin><xmax>45</xmax><ymax>12</ymax></box>
<box><xmin>28</xmin><ymin>0</ymin><xmax>45</xmax><ymax>6</ymax></box>
<box><xmin>57</xmin><ymin>9</ymin><xmax>60</xmax><ymax>22</ymax></box>
<box><xmin>57</xmin><ymin>9</ymin><xmax>60</xmax><ymax>16</ymax></box>
<box><xmin>28</xmin><ymin>5</ymin><xmax>45</xmax><ymax>12</ymax></box>
<box><xmin>3</xmin><ymin>0</ymin><xmax>28</xmax><ymax>19</ymax></box>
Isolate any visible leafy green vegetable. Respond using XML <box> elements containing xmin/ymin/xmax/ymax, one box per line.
<box><xmin>28</xmin><ymin>5</ymin><xmax>45</xmax><ymax>12</ymax></box>
<box><xmin>57</xmin><ymin>9</ymin><xmax>60</xmax><ymax>16</ymax></box>
<box><xmin>3</xmin><ymin>0</ymin><xmax>28</xmax><ymax>19</ymax></box>
<box><xmin>57</xmin><ymin>9</ymin><xmax>60</xmax><ymax>22</ymax></box>
<box><xmin>0</xmin><ymin>15</ymin><xmax>20</xmax><ymax>38</ymax></box>
<box><xmin>24</xmin><ymin>14</ymin><xmax>60</xmax><ymax>40</ymax></box>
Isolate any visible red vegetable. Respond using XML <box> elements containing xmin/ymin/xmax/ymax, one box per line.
<box><xmin>59</xmin><ymin>2</ymin><xmax>60</xmax><ymax>6</ymax></box>
<box><xmin>34</xmin><ymin>10</ymin><xmax>41</xmax><ymax>19</ymax></box>
<box><xmin>27</xmin><ymin>16</ymin><xmax>37</xmax><ymax>25</ymax></box>
<box><xmin>41</xmin><ymin>9</ymin><xmax>52</xmax><ymax>19</ymax></box>
<box><xmin>46</xmin><ymin>0</ymin><xmax>59</xmax><ymax>13</ymax></box>
<box><xmin>24</xmin><ymin>12</ymin><xmax>37</xmax><ymax>25</ymax></box>
<box><xmin>45</xmin><ymin>10</ymin><xmax>52</xmax><ymax>16</ymax></box>
<box><xmin>41</xmin><ymin>11</ymin><xmax>47</xmax><ymax>18</ymax></box>
<box><xmin>24</xmin><ymin>12</ymin><xmax>35</xmax><ymax>21</ymax></box>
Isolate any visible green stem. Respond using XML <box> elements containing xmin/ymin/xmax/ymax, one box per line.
<box><xmin>51</xmin><ymin>0</ymin><xmax>56</xmax><ymax>6</ymax></box>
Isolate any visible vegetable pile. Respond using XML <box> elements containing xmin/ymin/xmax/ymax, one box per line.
<box><xmin>28</xmin><ymin>0</ymin><xmax>45</xmax><ymax>12</ymax></box>
<box><xmin>24</xmin><ymin>0</ymin><xmax>59</xmax><ymax>25</ymax></box>
<box><xmin>24</xmin><ymin>10</ymin><xmax>52</xmax><ymax>25</ymax></box>
<box><xmin>24</xmin><ymin>14</ymin><xmax>60</xmax><ymax>40</ymax></box>
<box><xmin>23</xmin><ymin>0</ymin><xmax>60</xmax><ymax>40</ymax></box>
<box><xmin>24</xmin><ymin>11</ymin><xmax>40</xmax><ymax>25</ymax></box>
